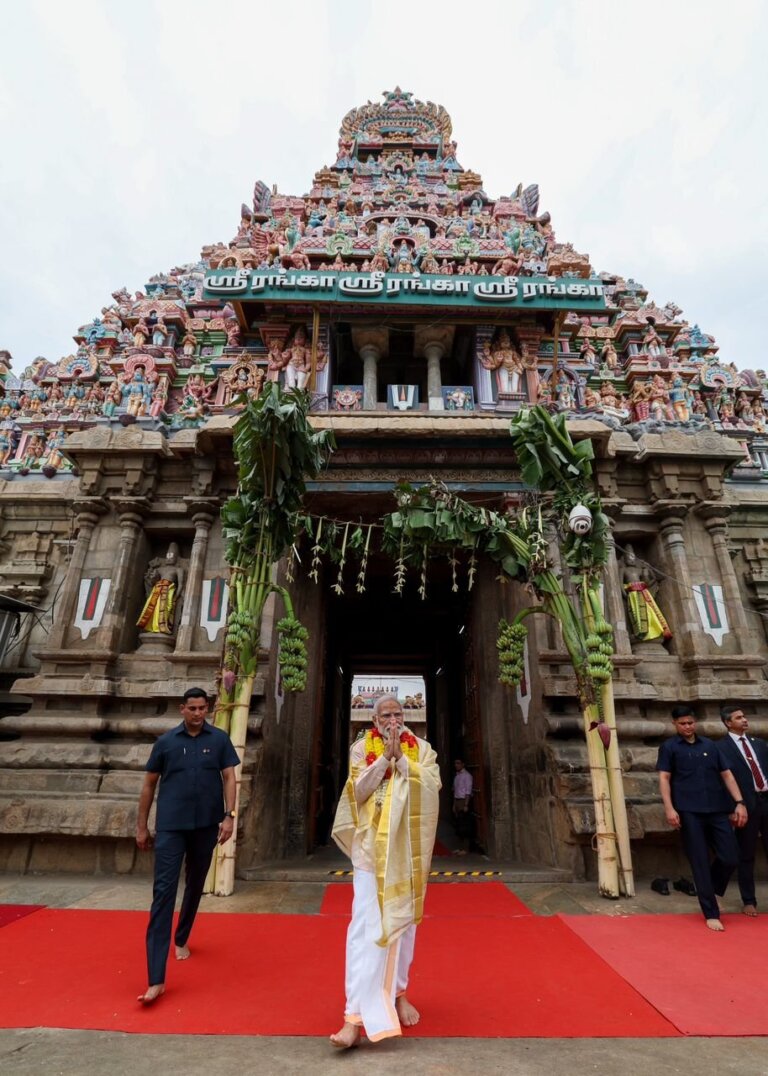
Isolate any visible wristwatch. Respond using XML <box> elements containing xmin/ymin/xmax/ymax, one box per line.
<box><xmin>734</xmin><ymin>801</ymin><xmax>745</xmax><ymax>807</ymax></box>
<box><xmin>223</xmin><ymin>810</ymin><xmax>236</xmax><ymax>818</ymax></box>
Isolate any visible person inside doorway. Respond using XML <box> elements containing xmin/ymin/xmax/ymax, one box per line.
<box><xmin>330</xmin><ymin>694</ymin><xmax>440</xmax><ymax>1048</ymax></box>
<box><xmin>452</xmin><ymin>758</ymin><xmax>473</xmax><ymax>855</ymax></box>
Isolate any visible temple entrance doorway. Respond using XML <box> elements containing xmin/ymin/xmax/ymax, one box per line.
<box><xmin>309</xmin><ymin>559</ymin><xmax>488</xmax><ymax>854</ymax></box>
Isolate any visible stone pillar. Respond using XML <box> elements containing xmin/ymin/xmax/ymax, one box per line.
<box><xmin>604</xmin><ymin>524</ymin><xmax>632</xmax><ymax>656</ymax></box>
<box><xmin>742</xmin><ymin>539</ymin><xmax>768</xmax><ymax>645</ymax></box>
<box><xmin>47</xmin><ymin>500</ymin><xmax>107</xmax><ymax>649</ymax></box>
<box><xmin>351</xmin><ymin>327</ymin><xmax>389</xmax><ymax>411</ymax></box>
<box><xmin>97</xmin><ymin>501</ymin><xmax>148</xmax><ymax>654</ymax></box>
<box><xmin>656</xmin><ymin>508</ymin><xmax>701</xmax><ymax>657</ymax></box>
<box><xmin>414</xmin><ymin>325</ymin><xmax>455</xmax><ymax>408</ymax></box>
<box><xmin>174</xmin><ymin>508</ymin><xmax>216</xmax><ymax>653</ymax></box>
<box><xmin>697</xmin><ymin>504</ymin><xmax>752</xmax><ymax>645</ymax></box>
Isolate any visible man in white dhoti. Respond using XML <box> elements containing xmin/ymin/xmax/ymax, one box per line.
<box><xmin>330</xmin><ymin>695</ymin><xmax>440</xmax><ymax>1048</ymax></box>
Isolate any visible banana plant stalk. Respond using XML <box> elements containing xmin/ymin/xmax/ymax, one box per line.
<box><xmin>205</xmin><ymin>384</ymin><xmax>334</xmax><ymax>896</ymax></box>
<box><xmin>503</xmin><ymin>535</ymin><xmax>620</xmax><ymax>898</ymax></box>
<box><xmin>508</xmin><ymin>405</ymin><xmax>635</xmax><ymax>898</ymax></box>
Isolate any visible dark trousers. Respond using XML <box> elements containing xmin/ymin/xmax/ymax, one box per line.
<box><xmin>146</xmin><ymin>825</ymin><xmax>218</xmax><ymax>985</ymax></box>
<box><xmin>731</xmin><ymin>793</ymin><xmax>768</xmax><ymax>906</ymax></box>
<box><xmin>679</xmin><ymin>810</ymin><xmax>739</xmax><ymax>920</ymax></box>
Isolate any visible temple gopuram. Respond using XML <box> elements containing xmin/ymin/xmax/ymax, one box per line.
<box><xmin>2</xmin><ymin>87</ymin><xmax>768</xmax><ymax>881</ymax></box>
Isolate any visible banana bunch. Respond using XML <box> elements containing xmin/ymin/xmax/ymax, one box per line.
<box><xmin>277</xmin><ymin>614</ymin><xmax>309</xmax><ymax>693</ymax></box>
<box><xmin>585</xmin><ymin>616</ymin><xmax>614</xmax><ymax>685</ymax></box>
<box><xmin>225</xmin><ymin>609</ymin><xmax>255</xmax><ymax>652</ymax></box>
<box><xmin>497</xmin><ymin>618</ymin><xmax>528</xmax><ymax>687</ymax></box>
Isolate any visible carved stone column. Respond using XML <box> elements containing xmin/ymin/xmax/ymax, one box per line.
<box><xmin>742</xmin><ymin>538</ymin><xmax>768</xmax><ymax>645</ymax></box>
<box><xmin>96</xmin><ymin>500</ymin><xmax>149</xmax><ymax>654</ymax></box>
<box><xmin>697</xmin><ymin>504</ymin><xmax>753</xmax><ymax>645</ymax></box>
<box><xmin>47</xmin><ymin>500</ymin><xmax>108</xmax><ymax>649</ymax></box>
<box><xmin>414</xmin><ymin>325</ymin><xmax>455</xmax><ymax>407</ymax></box>
<box><xmin>604</xmin><ymin>523</ymin><xmax>632</xmax><ymax>657</ymax></box>
<box><xmin>656</xmin><ymin>507</ymin><xmax>701</xmax><ymax>657</ymax></box>
<box><xmin>352</xmin><ymin>327</ymin><xmax>389</xmax><ymax>411</ymax></box>
<box><xmin>174</xmin><ymin>507</ymin><xmax>217</xmax><ymax>653</ymax></box>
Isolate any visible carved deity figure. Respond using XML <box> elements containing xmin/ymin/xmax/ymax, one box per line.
<box><xmin>642</xmin><ymin>320</ymin><xmax>665</xmax><ymax>358</ymax></box>
<box><xmin>490</xmin><ymin>254</ymin><xmax>521</xmax><ymax>277</ymax></box>
<box><xmin>20</xmin><ymin>433</ymin><xmax>46</xmax><ymax>471</ymax></box>
<box><xmin>266</xmin><ymin>338</ymin><xmax>287</xmax><ymax>382</ymax></box>
<box><xmin>480</xmin><ymin>330</ymin><xmax>524</xmax><ymax>394</ymax></box>
<box><xmin>151</xmin><ymin>318</ymin><xmax>168</xmax><ymax>348</ymax></box>
<box><xmin>122</xmin><ymin>366</ymin><xmax>152</xmax><ymax>417</ymax></box>
<box><xmin>620</xmin><ymin>543</ymin><xmax>672</xmax><ymax>642</ymax></box>
<box><xmin>42</xmin><ymin>428</ymin><xmax>66</xmax><ymax>473</ymax></box>
<box><xmin>369</xmin><ymin>249</ymin><xmax>389</xmax><ymax>273</ymax></box>
<box><xmin>579</xmin><ymin>337</ymin><xmax>597</xmax><ymax>366</ymax></box>
<box><xmin>102</xmin><ymin>381</ymin><xmax>123</xmax><ymax>418</ymax></box>
<box><xmin>554</xmin><ymin>371</ymin><xmax>575</xmax><ymax>410</ymax></box>
<box><xmin>150</xmin><ymin>376</ymin><xmax>169</xmax><ymax>418</ymax></box>
<box><xmin>669</xmin><ymin>376</ymin><xmax>691</xmax><ymax>422</ymax></box>
<box><xmin>601</xmin><ymin>340</ymin><xmax>618</xmax><ymax>370</ymax></box>
<box><xmin>718</xmin><ymin>392</ymin><xmax>735</xmax><ymax>425</ymax></box>
<box><xmin>648</xmin><ymin>374</ymin><xmax>673</xmax><ymax>421</ymax></box>
<box><xmin>137</xmin><ymin>543</ymin><xmax>185</xmax><ymax>636</ymax></box>
<box><xmin>420</xmin><ymin>250</ymin><xmax>440</xmax><ymax>274</ymax></box>
<box><xmin>281</xmin><ymin>326</ymin><xmax>312</xmax><ymax>390</ymax></box>
<box><xmin>0</xmin><ymin>427</ymin><xmax>15</xmax><ymax>465</ymax></box>
<box><xmin>133</xmin><ymin>318</ymin><xmax>150</xmax><ymax>348</ymax></box>
<box><xmin>181</xmin><ymin>329</ymin><xmax>197</xmax><ymax>358</ymax></box>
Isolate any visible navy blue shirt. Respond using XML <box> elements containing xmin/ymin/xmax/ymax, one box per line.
<box><xmin>656</xmin><ymin>734</ymin><xmax>734</xmax><ymax>813</ymax></box>
<box><xmin>146</xmin><ymin>721</ymin><xmax>240</xmax><ymax>831</ymax></box>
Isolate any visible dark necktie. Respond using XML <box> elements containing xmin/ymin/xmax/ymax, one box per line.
<box><xmin>739</xmin><ymin>737</ymin><xmax>765</xmax><ymax>791</ymax></box>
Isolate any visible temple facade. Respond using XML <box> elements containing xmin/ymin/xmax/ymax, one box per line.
<box><xmin>1</xmin><ymin>88</ymin><xmax>768</xmax><ymax>880</ymax></box>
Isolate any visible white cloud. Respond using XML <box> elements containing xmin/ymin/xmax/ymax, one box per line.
<box><xmin>0</xmin><ymin>0</ymin><xmax>765</xmax><ymax>369</ymax></box>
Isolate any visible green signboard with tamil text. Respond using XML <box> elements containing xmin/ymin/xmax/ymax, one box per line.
<box><xmin>202</xmin><ymin>268</ymin><xmax>606</xmax><ymax>312</ymax></box>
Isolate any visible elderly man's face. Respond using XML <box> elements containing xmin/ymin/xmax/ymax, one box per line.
<box><xmin>374</xmin><ymin>700</ymin><xmax>404</xmax><ymax>739</ymax></box>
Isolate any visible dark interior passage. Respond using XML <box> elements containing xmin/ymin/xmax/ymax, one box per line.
<box><xmin>309</xmin><ymin>557</ymin><xmax>487</xmax><ymax>852</ymax></box>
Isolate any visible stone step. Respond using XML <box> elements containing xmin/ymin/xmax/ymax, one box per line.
<box><xmin>240</xmin><ymin>860</ymin><xmax>574</xmax><ymax>884</ymax></box>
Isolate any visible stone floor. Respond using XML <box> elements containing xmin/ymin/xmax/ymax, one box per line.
<box><xmin>1</xmin><ymin>868</ymin><xmax>765</xmax><ymax>918</ymax></box>
<box><xmin>2</xmin><ymin>869</ymin><xmax>768</xmax><ymax>1075</ymax></box>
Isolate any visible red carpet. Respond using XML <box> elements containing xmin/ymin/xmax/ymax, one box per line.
<box><xmin>0</xmin><ymin>906</ymin><xmax>676</xmax><ymax>1037</ymax></box>
<box><xmin>564</xmin><ymin>913</ymin><xmax>768</xmax><ymax>1037</ymax></box>
<box><xmin>0</xmin><ymin>904</ymin><xmax>43</xmax><ymax>928</ymax></box>
<box><xmin>321</xmin><ymin>880</ymin><xmax>532</xmax><ymax>917</ymax></box>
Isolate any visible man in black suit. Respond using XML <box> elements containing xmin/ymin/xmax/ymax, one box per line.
<box><xmin>718</xmin><ymin>704</ymin><xmax>768</xmax><ymax>917</ymax></box>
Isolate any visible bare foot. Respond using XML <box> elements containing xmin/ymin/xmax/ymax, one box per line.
<box><xmin>705</xmin><ymin>918</ymin><xmax>725</xmax><ymax>932</ymax></box>
<box><xmin>742</xmin><ymin>904</ymin><xmax>758</xmax><ymax>917</ymax></box>
<box><xmin>396</xmin><ymin>995</ymin><xmax>420</xmax><ymax>1027</ymax></box>
<box><xmin>137</xmin><ymin>984</ymin><xmax>165</xmax><ymax>1004</ymax></box>
<box><xmin>330</xmin><ymin>1021</ymin><xmax>360</xmax><ymax>1049</ymax></box>
<box><xmin>175</xmin><ymin>944</ymin><xmax>191</xmax><ymax>960</ymax></box>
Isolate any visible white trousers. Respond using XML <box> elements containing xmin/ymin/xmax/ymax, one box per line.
<box><xmin>344</xmin><ymin>868</ymin><xmax>416</xmax><ymax>1041</ymax></box>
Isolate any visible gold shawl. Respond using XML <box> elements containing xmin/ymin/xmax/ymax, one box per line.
<box><xmin>332</xmin><ymin>734</ymin><xmax>440</xmax><ymax>946</ymax></box>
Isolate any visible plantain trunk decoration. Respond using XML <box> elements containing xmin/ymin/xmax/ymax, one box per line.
<box><xmin>205</xmin><ymin>384</ymin><xmax>334</xmax><ymax>896</ymax></box>
<box><xmin>506</xmin><ymin>406</ymin><xmax>634</xmax><ymax>898</ymax></box>
<box><xmin>378</xmin><ymin>405</ymin><xmax>634</xmax><ymax>898</ymax></box>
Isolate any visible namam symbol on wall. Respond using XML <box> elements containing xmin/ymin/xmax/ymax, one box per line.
<box><xmin>74</xmin><ymin>578</ymin><xmax>111</xmax><ymax>640</ymax></box>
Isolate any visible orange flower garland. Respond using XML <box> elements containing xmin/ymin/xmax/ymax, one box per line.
<box><xmin>364</xmin><ymin>726</ymin><xmax>419</xmax><ymax>768</ymax></box>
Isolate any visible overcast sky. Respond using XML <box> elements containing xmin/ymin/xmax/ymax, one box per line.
<box><xmin>1</xmin><ymin>0</ymin><xmax>765</xmax><ymax>371</ymax></box>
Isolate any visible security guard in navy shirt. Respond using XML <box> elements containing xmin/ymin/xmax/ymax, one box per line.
<box><xmin>136</xmin><ymin>687</ymin><xmax>239</xmax><ymax>1003</ymax></box>
<box><xmin>657</xmin><ymin>703</ymin><xmax>747</xmax><ymax>931</ymax></box>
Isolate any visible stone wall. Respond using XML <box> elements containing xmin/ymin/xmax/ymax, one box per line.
<box><xmin>1</xmin><ymin>416</ymin><xmax>767</xmax><ymax>879</ymax></box>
